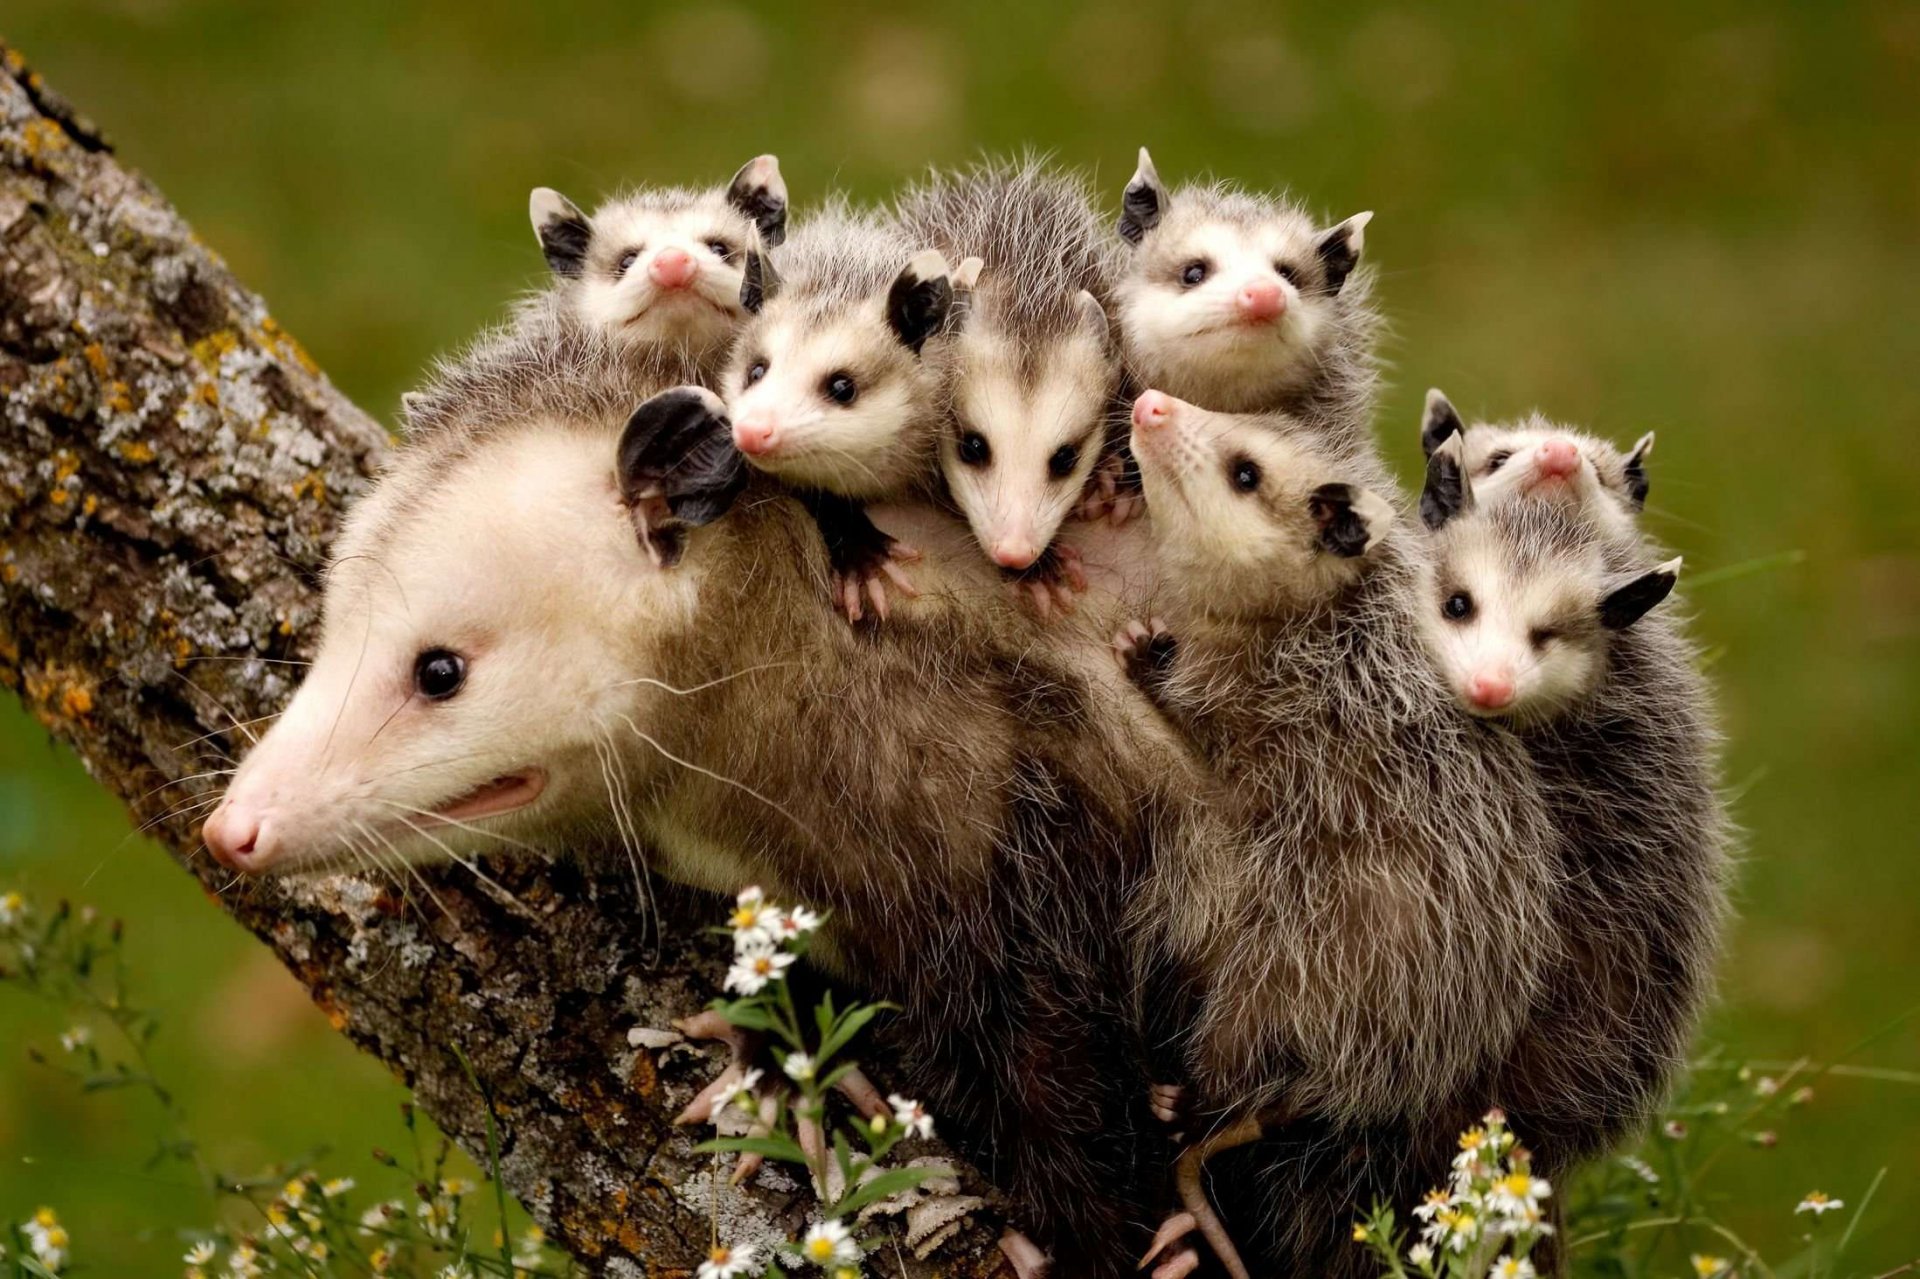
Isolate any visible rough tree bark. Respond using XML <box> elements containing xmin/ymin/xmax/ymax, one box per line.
<box><xmin>0</xmin><ymin>42</ymin><xmax>1008</xmax><ymax>1276</ymax></box>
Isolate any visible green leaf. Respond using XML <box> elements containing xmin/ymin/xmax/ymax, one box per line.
<box><xmin>694</xmin><ymin>1134</ymin><xmax>810</xmax><ymax>1164</ymax></box>
<box><xmin>707</xmin><ymin>999</ymin><xmax>777</xmax><ymax>1032</ymax></box>
<box><xmin>816</xmin><ymin>1003</ymin><xmax>885</xmax><ymax>1064</ymax></box>
<box><xmin>828</xmin><ymin>1165</ymin><xmax>941</xmax><ymax>1217</ymax></box>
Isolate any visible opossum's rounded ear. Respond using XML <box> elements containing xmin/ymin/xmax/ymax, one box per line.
<box><xmin>887</xmin><ymin>249</ymin><xmax>954</xmax><ymax>354</ymax></box>
<box><xmin>1599</xmin><ymin>556</ymin><xmax>1681</xmax><ymax>630</ymax></box>
<box><xmin>398</xmin><ymin>391</ymin><xmax>429</xmax><ymax>428</ymax></box>
<box><xmin>530</xmin><ymin>187</ymin><xmax>592</xmax><ymax>278</ymax></box>
<box><xmin>1624</xmin><ymin>431</ymin><xmax>1656</xmax><ymax>510</ymax></box>
<box><xmin>1421</xmin><ymin>433</ymin><xmax>1474</xmax><ymax>531</ymax></box>
<box><xmin>1308</xmin><ymin>483</ymin><xmax>1394</xmax><ymax>559</ymax></box>
<box><xmin>1073</xmin><ymin>289</ymin><xmax>1113</xmax><ymax>351</ymax></box>
<box><xmin>1421</xmin><ymin>387</ymin><xmax>1464</xmax><ymax>458</ymax></box>
<box><xmin>946</xmin><ymin>256</ymin><xmax>985</xmax><ymax>330</ymax></box>
<box><xmin>728</xmin><ymin>154</ymin><xmax>788</xmax><ymax>248</ymax></box>
<box><xmin>1315</xmin><ymin>211</ymin><xmax>1371</xmax><ymax>294</ymax></box>
<box><xmin>617</xmin><ymin>387</ymin><xmax>749</xmax><ymax>547</ymax></box>
<box><xmin>741</xmin><ymin>233</ymin><xmax>782</xmax><ymax>314</ymax></box>
<box><xmin>1118</xmin><ymin>146</ymin><xmax>1167</xmax><ymax>246</ymax></box>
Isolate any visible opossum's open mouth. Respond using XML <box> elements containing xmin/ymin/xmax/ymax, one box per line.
<box><xmin>429</xmin><ymin>768</ymin><xmax>547</xmax><ymax>824</ymax></box>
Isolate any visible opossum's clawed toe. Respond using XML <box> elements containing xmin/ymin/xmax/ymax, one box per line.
<box><xmin>1008</xmin><ymin>543</ymin><xmax>1087</xmax><ymax>621</ymax></box>
<box><xmin>999</xmin><ymin>1229</ymin><xmax>1056</xmax><ymax>1279</ymax></box>
<box><xmin>673</xmin><ymin>1010</ymin><xmax>781</xmax><ymax>1184</ymax></box>
<box><xmin>1113</xmin><ymin>617</ymin><xmax>1177</xmax><ymax>690</ymax></box>
<box><xmin>1075</xmin><ymin>449</ymin><xmax>1146</xmax><ymax>527</ymax></box>
<box><xmin>1148</xmin><ymin>1081</ymin><xmax>1191</xmax><ymax>1129</ymax></box>
<box><xmin>808</xmin><ymin>494</ymin><xmax>921</xmax><ymax>625</ymax></box>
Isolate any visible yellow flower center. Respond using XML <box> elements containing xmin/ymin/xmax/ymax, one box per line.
<box><xmin>1458</xmin><ymin>1127</ymin><xmax>1486</xmax><ymax>1151</ymax></box>
<box><xmin>806</xmin><ymin>1240</ymin><xmax>835</xmax><ymax>1260</ymax></box>
<box><xmin>33</xmin><ymin>1208</ymin><xmax>56</xmax><ymax>1228</ymax></box>
<box><xmin>752</xmin><ymin>956</ymin><xmax>773</xmax><ymax>975</ymax></box>
<box><xmin>710</xmin><ymin>1246</ymin><xmax>734</xmax><ymax>1263</ymax></box>
<box><xmin>1499</xmin><ymin>1173</ymin><xmax>1532</xmax><ymax>1197</ymax></box>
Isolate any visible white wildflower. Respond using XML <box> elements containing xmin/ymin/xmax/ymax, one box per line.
<box><xmin>0</xmin><ymin>890</ymin><xmax>23</xmax><ymax>926</ymax></box>
<box><xmin>321</xmin><ymin>1176</ymin><xmax>355</xmax><ymax>1197</ymax></box>
<box><xmin>776</xmin><ymin>906</ymin><xmax>823</xmax><ymax>940</ymax></box>
<box><xmin>889</xmin><ymin>1094</ymin><xmax>934</xmax><ymax>1139</ymax></box>
<box><xmin>24</xmin><ymin>1207</ymin><xmax>70</xmax><ymax>1272</ymax></box>
<box><xmin>800</xmin><ymin>1218</ymin><xmax>860</xmax><ymax>1267</ymax></box>
<box><xmin>438</xmin><ymin>1265</ymin><xmax>474</xmax><ymax>1279</ymax></box>
<box><xmin>1408</xmin><ymin>1242</ymin><xmax>1434</xmax><ymax>1266</ymax></box>
<box><xmin>58</xmin><ymin>1026</ymin><xmax>91</xmax><ymax>1053</ymax></box>
<box><xmin>1486</xmin><ymin>1171</ymin><xmax>1551</xmax><ymax>1219</ymax></box>
<box><xmin>698</xmin><ymin>1241</ymin><xmax>760</xmax><ymax>1279</ymax></box>
<box><xmin>783</xmin><ymin>1051</ymin><xmax>817</xmax><ymax>1083</ymax></box>
<box><xmin>728</xmin><ymin>1067</ymin><xmax>766</xmax><ymax>1114</ymax></box>
<box><xmin>725</xmin><ymin>938</ymin><xmax>796</xmax><ymax>995</ymax></box>
<box><xmin>728</xmin><ymin>886</ymin><xmax>779</xmax><ymax>948</ymax></box>
<box><xmin>1796</xmin><ymin>1190</ymin><xmax>1843</xmax><ymax>1215</ymax></box>
<box><xmin>185</xmin><ymin>1241</ymin><xmax>219</xmax><ymax>1266</ymax></box>
<box><xmin>1488</xmin><ymin>1258</ymin><xmax>1534</xmax><ymax>1279</ymax></box>
<box><xmin>1690</xmin><ymin>1255</ymin><xmax>1730</xmax><ymax>1277</ymax></box>
<box><xmin>1412</xmin><ymin>1188</ymin><xmax>1452</xmax><ymax>1222</ymax></box>
<box><xmin>360</xmin><ymin>1200</ymin><xmax>403</xmax><ymax>1234</ymax></box>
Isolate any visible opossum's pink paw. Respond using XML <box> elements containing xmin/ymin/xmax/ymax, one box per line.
<box><xmin>833</xmin><ymin>540</ymin><xmax>921</xmax><ymax>625</ymax></box>
<box><xmin>1150</xmin><ymin>1246</ymin><xmax>1201</xmax><ymax>1279</ymax></box>
<box><xmin>1076</xmin><ymin>452</ymin><xmax>1144</xmax><ymax>526</ymax></box>
<box><xmin>1149</xmin><ymin>1081</ymin><xmax>1191</xmax><ymax>1130</ymax></box>
<box><xmin>999</xmin><ymin>1228</ymin><xmax>1054</xmax><ymax>1279</ymax></box>
<box><xmin>1010</xmin><ymin>544</ymin><xmax>1087</xmax><ymax>621</ymax></box>
<box><xmin>1112</xmin><ymin>618</ymin><xmax>1176</xmax><ymax>683</ymax></box>
<box><xmin>671</xmin><ymin>1010</ymin><xmax>773</xmax><ymax>1184</ymax></box>
<box><xmin>1139</xmin><ymin>1212</ymin><xmax>1199</xmax><ymax>1272</ymax></box>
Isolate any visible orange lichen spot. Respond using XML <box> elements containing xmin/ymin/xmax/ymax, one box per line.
<box><xmin>117</xmin><ymin>439</ymin><xmax>155</xmax><ymax>464</ymax></box>
<box><xmin>62</xmin><ymin>685</ymin><xmax>93</xmax><ymax>718</ymax></box>
<box><xmin>292</xmin><ymin>472</ymin><xmax>328</xmax><ymax>503</ymax></box>
<box><xmin>51</xmin><ymin>450</ymin><xmax>79</xmax><ymax>484</ymax></box>
<box><xmin>4</xmin><ymin>48</ymin><xmax>27</xmax><ymax>74</ymax></box>
<box><xmin>627</xmin><ymin>1050</ymin><xmax>659</xmax><ymax>1098</ymax></box>
<box><xmin>260</xmin><ymin>318</ymin><xmax>322</xmax><ymax>378</ymax></box>
<box><xmin>19</xmin><ymin>117</ymin><xmax>70</xmax><ymax>163</ymax></box>
<box><xmin>81</xmin><ymin>494</ymin><xmax>98</xmax><ymax>517</ymax></box>
<box><xmin>106</xmin><ymin>381</ymin><xmax>135</xmax><ymax>414</ymax></box>
<box><xmin>189</xmin><ymin>330</ymin><xmax>239</xmax><ymax>370</ymax></box>
<box><xmin>0</xmin><ymin>563</ymin><xmax>17</xmax><ymax>585</ymax></box>
<box><xmin>172</xmin><ymin>636</ymin><xmax>192</xmax><ymax>667</ymax></box>
<box><xmin>277</xmin><ymin>618</ymin><xmax>293</xmax><ymax>636</ymax></box>
<box><xmin>193</xmin><ymin>379</ymin><xmax>220</xmax><ymax>408</ymax></box>
<box><xmin>23</xmin><ymin>666</ymin><xmax>96</xmax><ymax>722</ymax></box>
<box><xmin>82</xmin><ymin>343</ymin><xmax>109</xmax><ymax>376</ymax></box>
<box><xmin>48</xmin><ymin>487</ymin><xmax>70</xmax><ymax>506</ymax></box>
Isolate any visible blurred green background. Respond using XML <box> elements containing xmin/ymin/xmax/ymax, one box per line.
<box><xmin>2</xmin><ymin>1</ymin><xmax>1916</xmax><ymax>1272</ymax></box>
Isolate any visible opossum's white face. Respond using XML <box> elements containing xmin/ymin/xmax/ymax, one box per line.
<box><xmin>1115</xmin><ymin>182</ymin><xmax>1368</xmax><ymax>411</ymax></box>
<box><xmin>1128</xmin><ymin>389</ymin><xmax>1392</xmax><ymax>618</ymax></box>
<box><xmin>202</xmin><ymin>421</ymin><xmax>699</xmax><ymax>876</ymax></box>
<box><xmin>940</xmin><ymin>292</ymin><xmax>1114</xmax><ymax>570</ymax></box>
<box><xmin>1419</xmin><ymin>519</ymin><xmax>1610</xmax><ymax>723</ymax></box>
<box><xmin>726</xmin><ymin>251</ymin><xmax>954</xmax><ymax>499</ymax></box>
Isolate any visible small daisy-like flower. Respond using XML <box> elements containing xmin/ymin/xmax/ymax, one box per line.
<box><xmin>291</xmin><ymin>1238</ymin><xmax>329</xmax><ymax>1261</ymax></box>
<box><xmin>321</xmin><ymin>1176</ymin><xmax>355</xmax><ymax>1197</ymax></box>
<box><xmin>800</xmin><ymin>1219</ymin><xmax>860</xmax><ymax>1267</ymax></box>
<box><xmin>1690</xmin><ymin>1254</ymin><xmax>1730</xmax><ymax>1277</ymax></box>
<box><xmin>224</xmin><ymin>1241</ymin><xmax>267</xmax><ymax>1278</ymax></box>
<box><xmin>368</xmin><ymin>1248</ymin><xmax>394</xmax><ymax>1274</ymax></box>
<box><xmin>24</xmin><ymin>1207</ymin><xmax>70</xmax><ymax>1271</ymax></box>
<box><xmin>360</xmin><ymin>1201</ymin><xmax>401</xmax><ymax>1234</ymax></box>
<box><xmin>1488</xmin><ymin>1258</ymin><xmax>1534</xmax><ymax>1279</ymax></box>
<box><xmin>58</xmin><ymin>1026</ymin><xmax>91</xmax><ymax>1053</ymax></box>
<box><xmin>1754</xmin><ymin>1075</ymin><xmax>1779</xmax><ymax>1097</ymax></box>
<box><xmin>1413</xmin><ymin>1188</ymin><xmax>1452</xmax><ymax>1222</ymax></box>
<box><xmin>1408</xmin><ymin>1242</ymin><xmax>1435</xmax><ymax>1266</ymax></box>
<box><xmin>1664</xmin><ymin>1120</ymin><xmax>1689</xmax><ymax>1140</ymax></box>
<box><xmin>1796</xmin><ymin>1191</ymin><xmax>1843</xmax><ymax>1215</ymax></box>
<box><xmin>728</xmin><ymin>1067</ymin><xmax>766</xmax><ymax>1114</ymax></box>
<box><xmin>729</xmin><ymin>886</ymin><xmax>779</xmax><ymax>947</ymax></box>
<box><xmin>438</xmin><ymin>1265</ymin><xmax>474</xmax><ymax>1279</ymax></box>
<box><xmin>0</xmin><ymin>890</ymin><xmax>24</xmax><ymax>926</ymax></box>
<box><xmin>186</xmin><ymin>1241</ymin><xmax>219</xmax><ymax>1266</ymax></box>
<box><xmin>1619</xmin><ymin>1155</ymin><xmax>1660</xmax><ymax>1183</ymax></box>
<box><xmin>784</xmin><ymin>1051</ymin><xmax>817</xmax><ymax>1083</ymax></box>
<box><xmin>440</xmin><ymin>1177</ymin><xmax>474</xmax><ymax>1196</ymax></box>
<box><xmin>697</xmin><ymin>1242</ymin><xmax>759</xmax><ymax>1279</ymax></box>
<box><xmin>1351</xmin><ymin>1223</ymin><xmax>1369</xmax><ymax>1242</ymax></box>
<box><xmin>775</xmin><ymin>906</ymin><xmax>823</xmax><ymax>941</ymax></box>
<box><xmin>725</xmin><ymin>938</ymin><xmax>797</xmax><ymax>995</ymax></box>
<box><xmin>889</xmin><ymin>1094</ymin><xmax>934</xmax><ymax>1139</ymax></box>
<box><xmin>1487</xmin><ymin>1171</ymin><xmax>1552</xmax><ymax>1218</ymax></box>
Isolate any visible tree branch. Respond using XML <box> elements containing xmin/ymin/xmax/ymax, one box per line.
<box><xmin>0</xmin><ymin>41</ymin><xmax>1003</xmax><ymax>1275</ymax></box>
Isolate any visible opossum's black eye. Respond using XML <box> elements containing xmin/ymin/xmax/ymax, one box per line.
<box><xmin>745</xmin><ymin>360</ymin><xmax>768</xmax><ymax>385</ymax></box>
<box><xmin>958</xmin><ymin>431</ymin><xmax>991</xmax><ymax>467</ymax></box>
<box><xmin>1230</xmin><ymin>458</ymin><xmax>1262</xmax><ymax>492</ymax></box>
<box><xmin>1443</xmin><ymin>592</ymin><xmax>1475</xmax><ymax>622</ymax></box>
<box><xmin>1180</xmin><ymin>260</ymin><xmax>1209</xmax><ymax>288</ymax></box>
<box><xmin>1275</xmin><ymin>263</ymin><xmax>1300</xmax><ymax>286</ymax></box>
<box><xmin>1048</xmin><ymin>444</ymin><xmax>1079</xmax><ymax>479</ymax></box>
<box><xmin>414</xmin><ymin>649</ymin><xmax>466</xmax><ymax>701</ymax></box>
<box><xmin>706</xmin><ymin>239</ymin><xmax>735</xmax><ymax>259</ymax></box>
<box><xmin>616</xmin><ymin>248</ymin><xmax>641</xmax><ymax>276</ymax></box>
<box><xmin>824</xmin><ymin>372</ymin><xmax>858</xmax><ymax>406</ymax></box>
<box><xmin>1529</xmin><ymin>626</ymin><xmax>1558</xmax><ymax>649</ymax></box>
<box><xmin>1483</xmin><ymin>450</ymin><xmax>1513</xmax><ymax>474</ymax></box>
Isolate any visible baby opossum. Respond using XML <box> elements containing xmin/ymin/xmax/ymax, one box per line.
<box><xmin>1418</xmin><ymin>428</ymin><xmax>1728</xmax><ymax>1201</ymax></box>
<box><xmin>895</xmin><ymin>158</ymin><xmax>1126</xmax><ymax>595</ymax></box>
<box><xmin>1117</xmin><ymin>390</ymin><xmax>1561</xmax><ymax>1278</ymax></box>
<box><xmin>202</xmin><ymin>321</ymin><xmax>1187</xmax><ymax>1276</ymax></box>
<box><xmin>1419</xmin><ymin>387</ymin><xmax>1655</xmax><ymax>546</ymax></box>
<box><xmin>724</xmin><ymin>201</ymin><xmax>959</xmax><ymax>621</ymax></box>
<box><xmin>527</xmin><ymin>155</ymin><xmax>787</xmax><ymax>370</ymax></box>
<box><xmin>1114</xmin><ymin>149</ymin><xmax>1377</xmax><ymax>443</ymax></box>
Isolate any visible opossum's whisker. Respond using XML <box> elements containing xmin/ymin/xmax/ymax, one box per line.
<box><xmin>180</xmin><ymin>655</ymin><xmax>312</xmax><ymax>668</ymax></box>
<box><xmin>591</xmin><ymin>727</ymin><xmax>657</xmax><ymax>942</ymax></box>
<box><xmin>171</xmin><ymin>715</ymin><xmax>281</xmax><ymax>756</ymax></box>
<box><xmin>166</xmin><ymin>667</ymin><xmax>265</xmax><ymax>748</ymax></box>
<box><xmin>132</xmin><ymin>767</ymin><xmax>237</xmax><ymax>805</ymax></box>
<box><xmin>606</xmin><ymin>661</ymin><xmax>798</xmax><ymax>695</ymax></box>
<box><xmin>322</xmin><ymin>590</ymin><xmax>376</xmax><ymax>766</ymax></box>
<box><xmin>360</xmin><ymin>819</ymin><xmax>453</xmax><ymax>920</ymax></box>
<box><xmin>378</xmin><ymin>804</ymin><xmax>536</xmax><ymax>908</ymax></box>
<box><xmin>374</xmin><ymin>800</ymin><xmax>545</xmax><ymax>858</ymax></box>
<box><xmin>613</xmin><ymin>713</ymin><xmax>805</xmax><ymax>834</ymax></box>
<box><xmin>382</xmin><ymin>751</ymin><xmax>494</xmax><ymax>780</ymax></box>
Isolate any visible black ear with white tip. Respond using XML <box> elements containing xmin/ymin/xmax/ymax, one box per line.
<box><xmin>1314</xmin><ymin>211</ymin><xmax>1372</xmax><ymax>294</ymax></box>
<box><xmin>530</xmin><ymin>187</ymin><xmax>592</xmax><ymax>278</ymax></box>
<box><xmin>1623</xmin><ymin>432</ymin><xmax>1656</xmax><ymax>510</ymax></box>
<box><xmin>741</xmin><ymin>232</ymin><xmax>782</xmax><ymax>314</ymax></box>
<box><xmin>617</xmin><ymin>387</ymin><xmax>748</xmax><ymax>566</ymax></box>
<box><xmin>1118</xmin><ymin>147</ymin><xmax>1168</xmax><ymax>246</ymax></box>
<box><xmin>1308</xmin><ymin>482</ymin><xmax>1394</xmax><ymax>559</ymax></box>
<box><xmin>1421</xmin><ymin>433</ymin><xmax>1475</xmax><ymax>531</ymax></box>
<box><xmin>1421</xmin><ymin>387</ymin><xmax>1465</xmax><ymax>458</ymax></box>
<box><xmin>1599</xmin><ymin>556</ymin><xmax>1681</xmax><ymax>630</ymax></box>
<box><xmin>727</xmin><ymin>154</ymin><xmax>788</xmax><ymax>248</ymax></box>
<box><xmin>887</xmin><ymin>249</ymin><xmax>954</xmax><ymax>354</ymax></box>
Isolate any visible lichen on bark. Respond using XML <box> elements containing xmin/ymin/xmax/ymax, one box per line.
<box><xmin>0</xmin><ymin>40</ymin><xmax>1003</xmax><ymax>1275</ymax></box>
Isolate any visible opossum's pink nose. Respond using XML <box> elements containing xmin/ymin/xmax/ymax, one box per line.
<box><xmin>203</xmin><ymin>801</ymin><xmax>266</xmax><ymax>872</ymax></box>
<box><xmin>1132</xmin><ymin>389</ymin><xmax>1176</xmax><ymax>431</ymax></box>
<box><xmin>649</xmin><ymin>247</ymin><xmax>698</xmax><ymax>290</ymax></box>
<box><xmin>732</xmin><ymin>410</ymin><xmax>781</xmax><ymax>457</ymax></box>
<box><xmin>1468</xmin><ymin>671</ymin><xmax>1516</xmax><ymax>711</ymax></box>
<box><xmin>1535</xmin><ymin>438</ymin><xmax>1580</xmax><ymax>480</ymax></box>
<box><xmin>1236</xmin><ymin>277</ymin><xmax>1285</xmax><ymax>322</ymax></box>
<box><xmin>990</xmin><ymin>539</ymin><xmax>1040</xmax><ymax>571</ymax></box>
